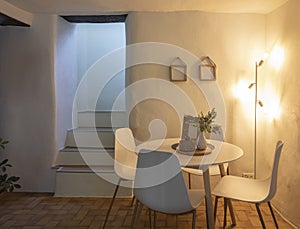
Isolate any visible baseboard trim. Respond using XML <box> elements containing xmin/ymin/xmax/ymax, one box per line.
<box><xmin>272</xmin><ymin>204</ymin><xmax>298</xmax><ymax>228</ymax></box>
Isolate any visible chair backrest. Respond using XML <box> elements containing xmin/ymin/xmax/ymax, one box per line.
<box><xmin>134</xmin><ymin>150</ymin><xmax>194</xmax><ymax>214</ymax></box>
<box><xmin>205</xmin><ymin>124</ymin><xmax>224</xmax><ymax>141</ymax></box>
<box><xmin>114</xmin><ymin>128</ymin><xmax>137</xmax><ymax>180</ymax></box>
<box><xmin>265</xmin><ymin>140</ymin><xmax>284</xmax><ymax>201</ymax></box>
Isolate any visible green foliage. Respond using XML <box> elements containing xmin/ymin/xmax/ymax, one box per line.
<box><xmin>198</xmin><ymin>108</ymin><xmax>219</xmax><ymax>133</ymax></box>
<box><xmin>0</xmin><ymin>138</ymin><xmax>9</xmax><ymax>150</ymax></box>
<box><xmin>0</xmin><ymin>137</ymin><xmax>21</xmax><ymax>192</ymax></box>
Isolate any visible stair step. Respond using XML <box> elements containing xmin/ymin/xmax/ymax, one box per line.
<box><xmin>56</xmin><ymin>110</ymin><xmax>128</xmax><ymax>197</ymax></box>
<box><xmin>55</xmin><ymin>166</ymin><xmax>132</xmax><ymax>197</ymax></box>
<box><xmin>55</xmin><ymin>147</ymin><xmax>114</xmax><ymax>166</ymax></box>
<box><xmin>56</xmin><ymin>165</ymin><xmax>114</xmax><ymax>173</ymax></box>
<box><xmin>77</xmin><ymin>111</ymin><xmax>127</xmax><ymax>128</ymax></box>
<box><xmin>65</xmin><ymin>128</ymin><xmax>115</xmax><ymax>148</ymax></box>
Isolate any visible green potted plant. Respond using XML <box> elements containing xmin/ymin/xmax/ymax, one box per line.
<box><xmin>197</xmin><ymin>108</ymin><xmax>219</xmax><ymax>150</ymax></box>
<box><xmin>0</xmin><ymin>137</ymin><xmax>21</xmax><ymax>193</ymax></box>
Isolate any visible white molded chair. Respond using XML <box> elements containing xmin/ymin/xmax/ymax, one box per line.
<box><xmin>102</xmin><ymin>128</ymin><xmax>137</xmax><ymax>229</ymax></box>
<box><xmin>212</xmin><ymin>140</ymin><xmax>284</xmax><ymax>229</ymax></box>
<box><xmin>132</xmin><ymin>150</ymin><xmax>205</xmax><ymax>229</ymax></box>
<box><xmin>183</xmin><ymin>124</ymin><xmax>228</xmax><ymax>189</ymax></box>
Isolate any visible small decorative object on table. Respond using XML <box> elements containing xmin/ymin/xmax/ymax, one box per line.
<box><xmin>178</xmin><ymin>139</ymin><xmax>195</xmax><ymax>152</ymax></box>
<box><xmin>197</xmin><ymin>108</ymin><xmax>219</xmax><ymax>150</ymax></box>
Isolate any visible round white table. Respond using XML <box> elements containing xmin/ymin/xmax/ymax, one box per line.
<box><xmin>136</xmin><ymin>138</ymin><xmax>244</xmax><ymax>229</ymax></box>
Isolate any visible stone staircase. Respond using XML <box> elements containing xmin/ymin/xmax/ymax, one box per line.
<box><xmin>54</xmin><ymin>111</ymin><xmax>132</xmax><ymax>197</ymax></box>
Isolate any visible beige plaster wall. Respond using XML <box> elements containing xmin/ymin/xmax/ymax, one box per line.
<box><xmin>257</xmin><ymin>0</ymin><xmax>300</xmax><ymax>226</ymax></box>
<box><xmin>126</xmin><ymin>11</ymin><xmax>265</xmax><ymax>175</ymax></box>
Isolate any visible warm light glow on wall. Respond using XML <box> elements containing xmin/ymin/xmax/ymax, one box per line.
<box><xmin>232</xmin><ymin>80</ymin><xmax>253</xmax><ymax>102</ymax></box>
<box><xmin>263</xmin><ymin>52</ymin><xmax>269</xmax><ymax>61</ymax></box>
<box><xmin>233</xmin><ymin>45</ymin><xmax>283</xmax><ymax>121</ymax></box>
<box><xmin>261</xmin><ymin>85</ymin><xmax>281</xmax><ymax>120</ymax></box>
<box><xmin>232</xmin><ymin>81</ymin><xmax>281</xmax><ymax>120</ymax></box>
<box><xmin>264</xmin><ymin>99</ymin><xmax>281</xmax><ymax>120</ymax></box>
<box><xmin>269</xmin><ymin>45</ymin><xmax>284</xmax><ymax>70</ymax></box>
<box><xmin>232</xmin><ymin>80</ymin><xmax>254</xmax><ymax>120</ymax></box>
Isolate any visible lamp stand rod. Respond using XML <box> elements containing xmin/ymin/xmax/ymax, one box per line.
<box><xmin>254</xmin><ymin>62</ymin><xmax>258</xmax><ymax>179</ymax></box>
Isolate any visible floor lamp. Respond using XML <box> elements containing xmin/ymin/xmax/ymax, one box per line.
<box><xmin>249</xmin><ymin>60</ymin><xmax>264</xmax><ymax>179</ymax></box>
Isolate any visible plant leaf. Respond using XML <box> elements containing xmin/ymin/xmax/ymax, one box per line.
<box><xmin>2</xmin><ymin>174</ymin><xmax>8</xmax><ymax>181</ymax></box>
<box><xmin>13</xmin><ymin>184</ymin><xmax>21</xmax><ymax>189</ymax></box>
<box><xmin>0</xmin><ymin>159</ymin><xmax>8</xmax><ymax>166</ymax></box>
<box><xmin>7</xmin><ymin>176</ymin><xmax>20</xmax><ymax>182</ymax></box>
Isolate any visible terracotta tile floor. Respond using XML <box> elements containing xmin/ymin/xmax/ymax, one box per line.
<box><xmin>0</xmin><ymin>192</ymin><xmax>293</xmax><ymax>228</ymax></box>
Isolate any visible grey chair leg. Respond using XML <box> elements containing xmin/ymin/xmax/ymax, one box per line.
<box><xmin>103</xmin><ymin>178</ymin><xmax>121</xmax><ymax>229</ymax></box>
<box><xmin>148</xmin><ymin>208</ymin><xmax>152</xmax><ymax>229</ymax></box>
<box><xmin>131</xmin><ymin>200</ymin><xmax>139</xmax><ymax>229</ymax></box>
<box><xmin>268</xmin><ymin>201</ymin><xmax>279</xmax><ymax>229</ymax></box>
<box><xmin>153</xmin><ymin>210</ymin><xmax>157</xmax><ymax>229</ymax></box>
<box><xmin>223</xmin><ymin>198</ymin><xmax>228</xmax><ymax>228</ymax></box>
<box><xmin>214</xmin><ymin>196</ymin><xmax>219</xmax><ymax>222</ymax></box>
<box><xmin>256</xmin><ymin>203</ymin><xmax>266</xmax><ymax>229</ymax></box>
<box><xmin>192</xmin><ymin>210</ymin><xmax>196</xmax><ymax>229</ymax></box>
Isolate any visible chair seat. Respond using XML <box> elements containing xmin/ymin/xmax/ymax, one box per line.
<box><xmin>212</xmin><ymin>175</ymin><xmax>271</xmax><ymax>203</ymax></box>
<box><xmin>134</xmin><ymin>149</ymin><xmax>206</xmax><ymax>224</ymax></box>
<box><xmin>188</xmin><ymin>189</ymin><xmax>206</xmax><ymax>208</ymax></box>
<box><xmin>154</xmin><ymin>189</ymin><xmax>205</xmax><ymax>214</ymax></box>
<box><xmin>183</xmin><ymin>163</ymin><xmax>228</xmax><ymax>176</ymax></box>
<box><xmin>212</xmin><ymin>141</ymin><xmax>283</xmax><ymax>229</ymax></box>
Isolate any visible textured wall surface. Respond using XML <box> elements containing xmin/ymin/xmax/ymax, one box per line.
<box><xmin>1</xmin><ymin>4</ymin><xmax>299</xmax><ymax>226</ymax></box>
<box><xmin>260</xmin><ymin>0</ymin><xmax>300</xmax><ymax>226</ymax></box>
<box><xmin>126</xmin><ymin>11</ymin><xmax>265</xmax><ymax>175</ymax></box>
<box><xmin>54</xmin><ymin>16</ymin><xmax>77</xmax><ymax>151</ymax></box>
<box><xmin>0</xmin><ymin>14</ymin><xmax>56</xmax><ymax>191</ymax></box>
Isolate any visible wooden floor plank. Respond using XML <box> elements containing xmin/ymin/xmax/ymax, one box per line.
<box><xmin>0</xmin><ymin>193</ymin><xmax>294</xmax><ymax>228</ymax></box>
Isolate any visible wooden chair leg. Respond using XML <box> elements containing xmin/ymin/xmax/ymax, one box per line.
<box><xmin>188</xmin><ymin>173</ymin><xmax>192</xmax><ymax>189</ymax></box>
<box><xmin>130</xmin><ymin>195</ymin><xmax>136</xmax><ymax>206</ymax></box>
<box><xmin>227</xmin><ymin>199</ymin><xmax>236</xmax><ymax>226</ymax></box>
<box><xmin>214</xmin><ymin>196</ymin><xmax>219</xmax><ymax>222</ymax></box>
<box><xmin>256</xmin><ymin>203</ymin><xmax>266</xmax><ymax>229</ymax></box>
<box><xmin>268</xmin><ymin>202</ymin><xmax>279</xmax><ymax>229</ymax></box>
<box><xmin>103</xmin><ymin>179</ymin><xmax>121</xmax><ymax>229</ymax></box>
<box><xmin>223</xmin><ymin>198</ymin><xmax>228</xmax><ymax>228</ymax></box>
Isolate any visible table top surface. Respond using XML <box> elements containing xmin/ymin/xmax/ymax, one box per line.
<box><xmin>136</xmin><ymin>138</ymin><xmax>244</xmax><ymax>168</ymax></box>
